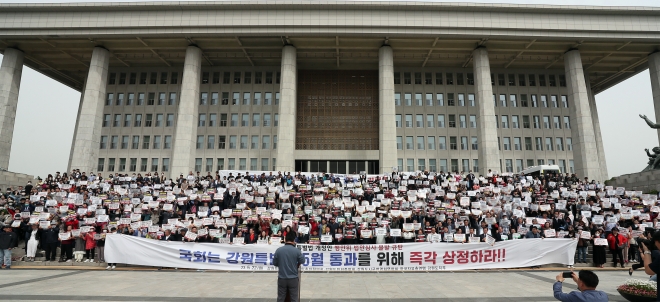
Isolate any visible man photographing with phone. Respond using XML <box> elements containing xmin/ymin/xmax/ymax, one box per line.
<box><xmin>553</xmin><ymin>270</ymin><xmax>608</xmax><ymax>302</ymax></box>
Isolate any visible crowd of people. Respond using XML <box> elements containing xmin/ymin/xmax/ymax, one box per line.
<box><xmin>0</xmin><ymin>168</ymin><xmax>657</xmax><ymax>271</ymax></box>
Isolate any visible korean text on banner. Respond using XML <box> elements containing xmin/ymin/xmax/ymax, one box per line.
<box><xmin>105</xmin><ymin>234</ymin><xmax>577</xmax><ymax>271</ymax></box>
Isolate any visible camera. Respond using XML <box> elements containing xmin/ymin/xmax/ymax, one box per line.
<box><xmin>639</xmin><ymin>228</ymin><xmax>658</xmax><ymax>251</ymax></box>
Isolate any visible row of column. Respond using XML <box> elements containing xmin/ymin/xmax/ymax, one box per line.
<box><xmin>0</xmin><ymin>45</ymin><xmax>631</xmax><ymax>180</ymax></box>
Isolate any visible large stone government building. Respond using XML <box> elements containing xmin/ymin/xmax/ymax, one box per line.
<box><xmin>1</xmin><ymin>1</ymin><xmax>659</xmax><ymax>181</ymax></box>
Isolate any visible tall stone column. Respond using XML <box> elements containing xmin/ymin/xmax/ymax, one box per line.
<box><xmin>585</xmin><ymin>74</ymin><xmax>608</xmax><ymax>181</ymax></box>
<box><xmin>564</xmin><ymin>49</ymin><xmax>600</xmax><ymax>180</ymax></box>
<box><xmin>0</xmin><ymin>48</ymin><xmax>23</xmax><ymax>171</ymax></box>
<box><xmin>275</xmin><ymin>45</ymin><xmax>296</xmax><ymax>172</ymax></box>
<box><xmin>170</xmin><ymin>45</ymin><xmax>202</xmax><ymax>178</ymax></box>
<box><xmin>70</xmin><ymin>47</ymin><xmax>110</xmax><ymax>173</ymax></box>
<box><xmin>472</xmin><ymin>47</ymin><xmax>500</xmax><ymax>175</ymax></box>
<box><xmin>648</xmin><ymin>52</ymin><xmax>660</xmax><ymax>145</ymax></box>
<box><xmin>379</xmin><ymin>46</ymin><xmax>397</xmax><ymax>174</ymax></box>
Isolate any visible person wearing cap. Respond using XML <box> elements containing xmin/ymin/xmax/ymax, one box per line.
<box><xmin>0</xmin><ymin>224</ymin><xmax>18</xmax><ymax>268</ymax></box>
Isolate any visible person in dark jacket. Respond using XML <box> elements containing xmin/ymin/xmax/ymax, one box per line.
<box><xmin>0</xmin><ymin>224</ymin><xmax>18</xmax><ymax>268</ymax></box>
<box><xmin>41</xmin><ymin>222</ymin><xmax>60</xmax><ymax>262</ymax></box>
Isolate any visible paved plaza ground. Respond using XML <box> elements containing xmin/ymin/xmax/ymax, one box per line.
<box><xmin>0</xmin><ymin>268</ymin><xmax>638</xmax><ymax>301</ymax></box>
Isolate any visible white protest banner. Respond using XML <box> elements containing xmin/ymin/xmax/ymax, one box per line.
<box><xmin>594</xmin><ymin>238</ymin><xmax>608</xmax><ymax>246</ymax></box>
<box><xmin>580</xmin><ymin>231</ymin><xmax>591</xmax><ymax>240</ymax></box>
<box><xmin>106</xmin><ymin>235</ymin><xmax>578</xmax><ymax>271</ymax></box>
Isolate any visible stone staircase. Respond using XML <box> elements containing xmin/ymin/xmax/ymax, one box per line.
<box><xmin>0</xmin><ymin>170</ymin><xmax>38</xmax><ymax>190</ymax></box>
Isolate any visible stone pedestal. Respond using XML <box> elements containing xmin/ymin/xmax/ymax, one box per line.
<box><xmin>607</xmin><ymin>170</ymin><xmax>660</xmax><ymax>193</ymax></box>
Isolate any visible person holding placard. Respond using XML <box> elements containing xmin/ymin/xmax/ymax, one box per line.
<box><xmin>59</xmin><ymin>225</ymin><xmax>74</xmax><ymax>262</ymax></box>
<box><xmin>25</xmin><ymin>223</ymin><xmax>41</xmax><ymax>262</ymax></box>
<box><xmin>41</xmin><ymin>221</ymin><xmax>59</xmax><ymax>262</ymax></box>
<box><xmin>96</xmin><ymin>228</ymin><xmax>107</xmax><ymax>264</ymax></box>
<box><xmin>84</xmin><ymin>227</ymin><xmax>97</xmax><ymax>263</ymax></box>
<box><xmin>591</xmin><ymin>229</ymin><xmax>607</xmax><ymax>268</ymax></box>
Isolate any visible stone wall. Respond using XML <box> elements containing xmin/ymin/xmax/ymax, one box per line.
<box><xmin>607</xmin><ymin>170</ymin><xmax>660</xmax><ymax>193</ymax></box>
<box><xmin>0</xmin><ymin>170</ymin><xmax>37</xmax><ymax>190</ymax></box>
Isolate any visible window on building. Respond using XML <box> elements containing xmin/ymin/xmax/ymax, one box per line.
<box><xmin>435</xmin><ymin>72</ymin><xmax>443</xmax><ymax>85</ymax></box>
<box><xmin>543</xmin><ymin>116</ymin><xmax>550</xmax><ymax>129</ymax></box>
<box><xmin>121</xmin><ymin>136</ymin><xmax>128</xmax><ymax>149</ymax></box>
<box><xmin>198</xmin><ymin>114</ymin><xmax>206</xmax><ymax>127</ymax></box>
<box><xmin>417</xmin><ymin>136</ymin><xmax>425</xmax><ymax>150</ymax></box>
<box><xmin>240</xmin><ymin>135</ymin><xmax>248</xmax><ymax>149</ymax></box>
<box><xmin>525</xmin><ymin>137</ymin><xmax>532</xmax><ymax>151</ymax></box>
<box><xmin>132</xmin><ymin>136</ymin><xmax>139</xmax><ymax>149</ymax></box>
<box><xmin>437</xmin><ymin>115</ymin><xmax>445</xmax><ymax>128</ymax></box>
<box><xmin>217</xmin><ymin>135</ymin><xmax>226</xmax><ymax>149</ymax></box>
<box><xmin>439</xmin><ymin>137</ymin><xmax>446</xmax><ymax>150</ymax></box>
<box><xmin>155</xmin><ymin>114</ymin><xmax>163</xmax><ymax>127</ymax></box>
<box><xmin>545</xmin><ymin>137</ymin><xmax>553</xmax><ymax>151</ymax></box>
<box><xmin>113</xmin><ymin>114</ymin><xmax>121</xmax><ymax>127</ymax></box>
<box><xmin>166</xmin><ymin>114</ymin><xmax>174</xmax><ymax>127</ymax></box>
<box><xmin>160</xmin><ymin>72</ymin><xmax>168</xmax><ymax>84</ymax></box>
<box><xmin>446</xmin><ymin>73</ymin><xmax>453</xmax><ymax>85</ymax></box>
<box><xmin>153</xmin><ymin>135</ymin><xmax>161</xmax><ymax>149</ymax></box>
<box><xmin>522</xmin><ymin>115</ymin><xmax>530</xmax><ymax>128</ymax></box>
<box><xmin>251</xmin><ymin>135</ymin><xmax>259</xmax><ymax>149</ymax></box>
<box><xmin>535</xmin><ymin>137</ymin><xmax>543</xmax><ymax>151</ymax></box>
<box><xmin>100</xmin><ymin>136</ymin><xmax>107</xmax><ymax>149</ymax></box>
<box><xmin>561</xmin><ymin>95</ymin><xmax>569</xmax><ymax>108</ymax></box>
<box><xmin>137</xmin><ymin>93</ymin><xmax>145</xmax><ymax>106</ymax></box>
<box><xmin>450</xmin><ymin>136</ymin><xmax>457</xmax><ymax>150</ymax></box>
<box><xmin>405</xmin><ymin>136</ymin><xmax>413</xmax><ymax>150</ymax></box>
<box><xmin>437</xmin><ymin>93</ymin><xmax>444</xmax><ymax>106</ymax></box>
<box><xmin>207</xmin><ymin>135</ymin><xmax>215</xmax><ymax>149</ymax></box>
<box><xmin>533</xmin><ymin>116</ymin><xmax>540</xmax><ymax>129</ymax></box>
<box><xmin>110</xmin><ymin>135</ymin><xmax>119</xmax><ymax>149</ymax></box>
<box><xmin>97</xmin><ymin>158</ymin><xmax>105</xmax><ymax>172</ymax></box>
<box><xmin>425</xmin><ymin>72</ymin><xmax>432</xmax><ymax>84</ymax></box>
<box><xmin>501</xmin><ymin>115</ymin><xmax>509</xmax><ymax>128</ymax></box>
<box><xmin>395</xmin><ymin>115</ymin><xmax>402</xmax><ymax>128</ymax></box>
<box><xmin>164</xmin><ymin>135</ymin><xmax>172</xmax><ymax>149</ymax></box>
<box><xmin>503</xmin><ymin>137</ymin><xmax>511</xmax><ymax>150</ymax></box>
<box><xmin>448</xmin><ymin>114</ymin><xmax>456</xmax><ymax>128</ymax></box>
<box><xmin>447</xmin><ymin>93</ymin><xmax>455</xmax><ymax>106</ymax></box>
<box><xmin>108</xmin><ymin>158</ymin><xmax>116</xmax><ymax>172</ymax></box>
<box><xmin>414</xmin><ymin>72</ymin><xmax>422</xmax><ymax>84</ymax></box>
<box><xmin>404</xmin><ymin>93</ymin><xmax>412</xmax><ymax>106</ymax></box>
<box><xmin>142</xmin><ymin>136</ymin><xmax>150</xmax><ymax>149</ymax></box>
<box><xmin>539</xmin><ymin>74</ymin><xmax>546</xmax><ymax>86</ymax></box>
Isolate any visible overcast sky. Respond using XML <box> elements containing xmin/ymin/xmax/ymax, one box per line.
<box><xmin>2</xmin><ymin>0</ymin><xmax>659</xmax><ymax>180</ymax></box>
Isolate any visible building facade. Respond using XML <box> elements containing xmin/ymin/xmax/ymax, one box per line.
<box><xmin>1</xmin><ymin>1</ymin><xmax>660</xmax><ymax>181</ymax></box>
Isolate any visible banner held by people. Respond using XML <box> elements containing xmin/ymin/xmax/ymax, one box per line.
<box><xmin>106</xmin><ymin>234</ymin><xmax>577</xmax><ymax>271</ymax></box>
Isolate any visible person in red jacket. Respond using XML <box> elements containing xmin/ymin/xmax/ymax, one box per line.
<box><xmin>607</xmin><ymin>228</ymin><xmax>627</xmax><ymax>268</ymax></box>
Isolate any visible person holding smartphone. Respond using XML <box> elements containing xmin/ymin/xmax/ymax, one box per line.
<box><xmin>553</xmin><ymin>270</ymin><xmax>607</xmax><ymax>302</ymax></box>
<box><xmin>640</xmin><ymin>231</ymin><xmax>660</xmax><ymax>300</ymax></box>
